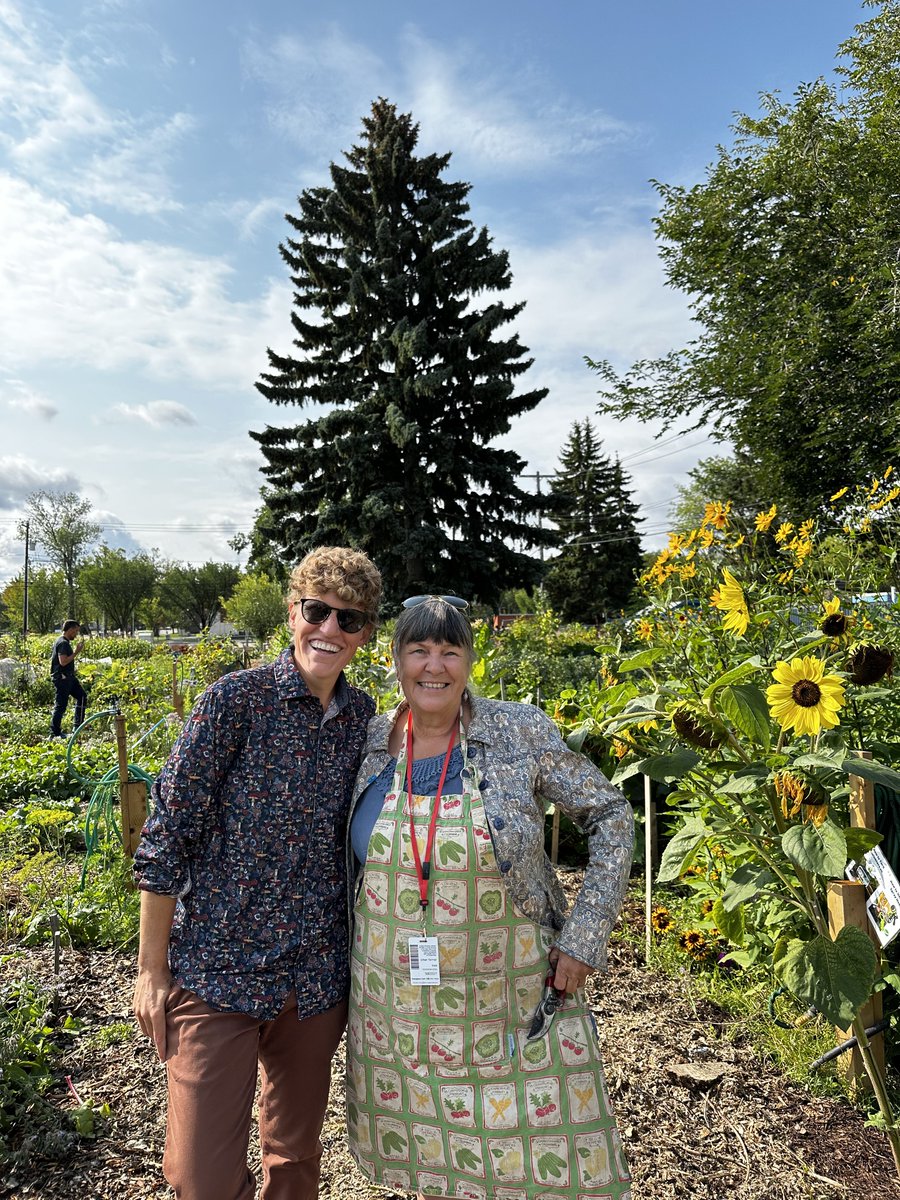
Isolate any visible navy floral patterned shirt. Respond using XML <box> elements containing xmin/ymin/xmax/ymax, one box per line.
<box><xmin>133</xmin><ymin>648</ymin><xmax>374</xmax><ymax>1020</ymax></box>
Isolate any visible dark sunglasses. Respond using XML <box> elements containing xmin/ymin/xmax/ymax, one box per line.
<box><xmin>295</xmin><ymin>597</ymin><xmax>373</xmax><ymax>634</ymax></box>
<box><xmin>402</xmin><ymin>594</ymin><xmax>469</xmax><ymax>611</ymax></box>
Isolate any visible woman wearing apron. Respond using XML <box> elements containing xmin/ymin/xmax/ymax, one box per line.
<box><xmin>346</xmin><ymin>596</ymin><xmax>633</xmax><ymax>1200</ymax></box>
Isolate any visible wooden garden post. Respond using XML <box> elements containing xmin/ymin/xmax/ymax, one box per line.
<box><xmin>826</xmin><ymin>751</ymin><xmax>884</xmax><ymax>1087</ymax></box>
<box><xmin>114</xmin><ymin>710</ymin><xmax>147</xmax><ymax>860</ymax></box>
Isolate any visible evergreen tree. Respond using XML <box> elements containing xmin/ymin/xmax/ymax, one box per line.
<box><xmin>251</xmin><ymin>99</ymin><xmax>550</xmax><ymax>605</ymax></box>
<box><xmin>543</xmin><ymin>421</ymin><xmax>642</xmax><ymax>623</ymax></box>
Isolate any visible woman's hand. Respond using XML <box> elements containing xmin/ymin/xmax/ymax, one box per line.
<box><xmin>548</xmin><ymin>947</ymin><xmax>594</xmax><ymax>994</ymax></box>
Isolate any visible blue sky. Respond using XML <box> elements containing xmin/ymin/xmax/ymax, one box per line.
<box><xmin>0</xmin><ymin>0</ymin><xmax>871</xmax><ymax>591</ymax></box>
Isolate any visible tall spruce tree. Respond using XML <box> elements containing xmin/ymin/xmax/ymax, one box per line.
<box><xmin>543</xmin><ymin>420</ymin><xmax>642</xmax><ymax>623</ymax></box>
<box><xmin>251</xmin><ymin>99</ymin><xmax>550</xmax><ymax>605</ymax></box>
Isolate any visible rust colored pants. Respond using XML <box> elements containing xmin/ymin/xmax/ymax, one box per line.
<box><xmin>162</xmin><ymin>987</ymin><xmax>347</xmax><ymax>1200</ymax></box>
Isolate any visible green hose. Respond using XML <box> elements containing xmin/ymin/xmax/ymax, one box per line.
<box><xmin>65</xmin><ymin>709</ymin><xmax>158</xmax><ymax>886</ymax></box>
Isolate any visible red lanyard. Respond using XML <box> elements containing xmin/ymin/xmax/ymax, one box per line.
<box><xmin>406</xmin><ymin>709</ymin><xmax>457</xmax><ymax>912</ymax></box>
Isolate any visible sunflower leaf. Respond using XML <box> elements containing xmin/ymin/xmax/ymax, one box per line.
<box><xmin>617</xmin><ymin>649</ymin><xmax>668</xmax><ymax>672</ymax></box>
<box><xmin>721</xmin><ymin>863</ymin><xmax>776</xmax><ymax>910</ymax></box>
<box><xmin>781</xmin><ymin>821</ymin><xmax>847</xmax><ymax>878</ymax></box>
<box><xmin>701</xmin><ymin>657</ymin><xmax>763</xmax><ymax>701</ymax></box>
<box><xmin>656</xmin><ymin>816</ymin><xmax>709</xmax><ymax>883</ymax></box>
<box><xmin>718</xmin><ymin>769</ymin><xmax>768</xmax><ymax>795</ymax></box>
<box><xmin>841</xmin><ymin>758</ymin><xmax>900</xmax><ymax>792</ymax></box>
<box><xmin>636</xmin><ymin>748</ymin><xmax>700</xmax><ymax>783</ymax></box>
<box><xmin>774</xmin><ymin>928</ymin><xmax>877</xmax><ymax>1027</ymax></box>
<box><xmin>844</xmin><ymin>826</ymin><xmax>883</xmax><ymax>860</ymax></box>
<box><xmin>718</xmin><ymin>683</ymin><xmax>772</xmax><ymax>749</ymax></box>
<box><xmin>712</xmin><ymin>897</ymin><xmax>745</xmax><ymax>944</ymax></box>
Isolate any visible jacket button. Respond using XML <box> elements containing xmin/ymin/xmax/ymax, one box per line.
<box><xmin>492</xmin><ymin>817</ymin><xmax>505</xmax><ymax>831</ymax></box>
<box><xmin>499</xmin><ymin>860</ymin><xmax>512</xmax><ymax>873</ymax></box>
<box><xmin>467</xmin><ymin>745</ymin><xmax>477</xmax><ymax>759</ymax></box>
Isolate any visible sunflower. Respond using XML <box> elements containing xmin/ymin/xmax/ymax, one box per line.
<box><xmin>672</xmin><ymin>706</ymin><xmax>724</xmax><ymax>750</ymax></box>
<box><xmin>820</xmin><ymin>596</ymin><xmax>853</xmax><ymax>640</ymax></box>
<box><xmin>772</xmin><ymin>770</ymin><xmax>828</xmax><ymax>825</ymax></box>
<box><xmin>766</xmin><ymin>656</ymin><xmax>846</xmax><ymax>736</ymax></box>
<box><xmin>848</xmin><ymin>644</ymin><xmax>895</xmax><ymax>686</ymax></box>
<box><xmin>710</xmin><ymin>568</ymin><xmax>749</xmax><ymax>636</ymax></box>
<box><xmin>635</xmin><ymin>618</ymin><xmax>654</xmax><ymax>642</ymax></box>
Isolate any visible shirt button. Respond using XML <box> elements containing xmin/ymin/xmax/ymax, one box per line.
<box><xmin>492</xmin><ymin>817</ymin><xmax>505</xmax><ymax>831</ymax></box>
<box><xmin>467</xmin><ymin>746</ymin><xmax>477</xmax><ymax>759</ymax></box>
<box><xmin>499</xmin><ymin>860</ymin><xmax>512</xmax><ymax>873</ymax></box>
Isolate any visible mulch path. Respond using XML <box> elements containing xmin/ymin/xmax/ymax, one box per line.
<box><xmin>2</xmin><ymin>891</ymin><xmax>898</xmax><ymax>1200</ymax></box>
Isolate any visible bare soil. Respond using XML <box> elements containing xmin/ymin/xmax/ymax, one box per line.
<box><xmin>1</xmin><ymin>891</ymin><xmax>897</xmax><ymax>1200</ymax></box>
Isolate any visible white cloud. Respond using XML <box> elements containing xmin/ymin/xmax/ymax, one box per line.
<box><xmin>0</xmin><ymin>455</ymin><xmax>82</xmax><ymax>509</ymax></box>
<box><xmin>0</xmin><ymin>175</ymin><xmax>291</xmax><ymax>387</ymax></box>
<box><xmin>4</xmin><ymin>378</ymin><xmax>58</xmax><ymax>419</ymax></box>
<box><xmin>0</xmin><ymin>0</ymin><xmax>191</xmax><ymax>215</ymax></box>
<box><xmin>111</xmin><ymin>400</ymin><xmax>198</xmax><ymax>427</ymax></box>
<box><xmin>241</xmin><ymin>23</ymin><xmax>634</xmax><ymax>180</ymax></box>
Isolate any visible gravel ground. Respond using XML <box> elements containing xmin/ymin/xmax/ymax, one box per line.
<box><xmin>2</xmin><ymin>889</ymin><xmax>898</xmax><ymax>1200</ymax></box>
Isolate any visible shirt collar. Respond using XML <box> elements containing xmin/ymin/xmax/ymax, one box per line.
<box><xmin>273</xmin><ymin>647</ymin><xmax>351</xmax><ymax>710</ymax></box>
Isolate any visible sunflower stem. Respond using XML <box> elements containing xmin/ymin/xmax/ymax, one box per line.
<box><xmin>851</xmin><ymin>1014</ymin><xmax>900</xmax><ymax>1178</ymax></box>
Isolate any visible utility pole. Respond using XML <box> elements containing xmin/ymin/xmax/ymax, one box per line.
<box><xmin>22</xmin><ymin>519</ymin><xmax>30</xmax><ymax>639</ymax></box>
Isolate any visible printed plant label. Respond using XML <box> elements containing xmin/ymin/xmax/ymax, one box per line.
<box><xmin>426</xmin><ymin>1023</ymin><xmax>464</xmax><ymax>1066</ymax></box>
<box><xmin>374</xmin><ymin>1116</ymin><xmax>410</xmax><ymax>1161</ymax></box>
<box><xmin>515</xmin><ymin>1027</ymin><xmax>551</xmax><ymax>1072</ymax></box>
<box><xmin>565</xmin><ymin>1072</ymin><xmax>601</xmax><ymax>1123</ymax></box>
<box><xmin>472</xmin><ymin>1020</ymin><xmax>506</xmax><ymax>1065</ymax></box>
<box><xmin>487</xmin><ymin>1136</ymin><xmax>526</xmax><ymax>1181</ymax></box>
<box><xmin>529</xmin><ymin>1135</ymin><xmax>571</xmax><ymax>1187</ymax></box>
<box><xmin>512</xmin><ymin>926</ymin><xmax>542</xmax><ymax>968</ymax></box>
<box><xmin>366</xmin><ymin>919</ymin><xmax>388</xmax><ymax>964</ymax></box>
<box><xmin>391</xmin><ymin>1017</ymin><xmax>421</xmax><ymax>1067</ymax></box>
<box><xmin>432</xmin><ymin>880</ymin><xmax>468</xmax><ymax>926</ymax></box>
<box><xmin>555</xmin><ymin>1016</ymin><xmax>594</xmax><ymax>1067</ymax></box>
<box><xmin>366</xmin><ymin>820</ymin><xmax>395</xmax><ymax>864</ymax></box>
<box><xmin>429</xmin><ymin>984</ymin><xmax>467</xmax><ymax>1019</ymax></box>
<box><xmin>448</xmin><ymin>1131</ymin><xmax>486</xmax><ymax>1177</ymax></box>
<box><xmin>525</xmin><ymin>1078</ymin><xmax>562</xmax><ymax>1126</ymax></box>
<box><xmin>454</xmin><ymin>1181</ymin><xmax>487</xmax><ymax>1200</ymax></box>
<box><xmin>437</xmin><ymin>932</ymin><xmax>469</xmax><ymax>976</ymax></box>
<box><xmin>406</xmin><ymin>1077</ymin><xmax>437</xmax><ymax>1118</ymax></box>
<box><xmin>395</xmin><ymin>879</ymin><xmax>424</xmax><ymax>922</ymax></box>
<box><xmin>364</xmin><ymin>964</ymin><xmax>387</xmax><ymax>1003</ymax></box>
<box><xmin>363</xmin><ymin>870</ymin><xmax>389</xmax><ymax>915</ymax></box>
<box><xmin>473</xmin><ymin>975</ymin><xmax>506</xmax><ymax>1016</ymax></box>
<box><xmin>474</xmin><ymin>928</ymin><xmax>509</xmax><ymax>973</ymax></box>
<box><xmin>417</xmin><ymin>1171</ymin><xmax>449</xmax><ymax>1196</ymax></box>
<box><xmin>373</xmin><ymin>1068</ymin><xmax>403</xmax><ymax>1111</ymax></box>
<box><xmin>514</xmin><ymin>972</ymin><xmax>544</xmax><ymax>1021</ymax></box>
<box><xmin>475</xmin><ymin>879</ymin><xmax>506</xmax><ymax>921</ymax></box>
<box><xmin>350</xmin><ymin>1107</ymin><xmax>374</xmax><ymax>1154</ymax></box>
<box><xmin>392</xmin><ymin>977</ymin><xmax>424</xmax><ymax>1014</ymax></box>
<box><xmin>574</xmin><ymin>1131</ymin><xmax>613</xmax><ymax>1186</ymax></box>
<box><xmin>363</xmin><ymin>1011</ymin><xmax>392</xmax><ymax>1059</ymax></box>
<box><xmin>435</xmin><ymin>828</ymin><xmax>469</xmax><ymax>871</ymax></box>
<box><xmin>382</xmin><ymin>1168</ymin><xmax>412</xmax><ymax>1193</ymax></box>
<box><xmin>413</xmin><ymin>1122</ymin><xmax>448</xmax><ymax>1167</ymax></box>
<box><xmin>493</xmin><ymin>1189</ymin><xmax>527</xmax><ymax>1200</ymax></box>
<box><xmin>399</xmin><ymin>828</ymin><xmax>428</xmax><ymax>869</ymax></box>
<box><xmin>440</xmin><ymin>1083</ymin><xmax>476</xmax><ymax>1128</ymax></box>
<box><xmin>481</xmin><ymin>1082</ymin><xmax>518</xmax><ymax>1130</ymax></box>
<box><xmin>439</xmin><ymin>790</ymin><xmax>464</xmax><ymax>817</ymax></box>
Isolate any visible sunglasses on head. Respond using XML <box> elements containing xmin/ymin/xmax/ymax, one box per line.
<box><xmin>295</xmin><ymin>597</ymin><xmax>373</xmax><ymax>634</ymax></box>
<box><xmin>402</xmin><ymin>594</ymin><xmax>469</xmax><ymax>611</ymax></box>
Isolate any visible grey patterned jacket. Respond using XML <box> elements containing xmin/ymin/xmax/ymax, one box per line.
<box><xmin>348</xmin><ymin>696</ymin><xmax>634</xmax><ymax>970</ymax></box>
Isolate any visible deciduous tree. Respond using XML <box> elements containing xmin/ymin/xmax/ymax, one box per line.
<box><xmin>223</xmin><ymin>574</ymin><xmax>286</xmax><ymax>644</ymax></box>
<box><xmin>594</xmin><ymin>2</ymin><xmax>900</xmax><ymax>514</ymax></box>
<box><xmin>79</xmin><ymin>547</ymin><xmax>158</xmax><ymax>634</ymax></box>
<box><xmin>18</xmin><ymin>491</ymin><xmax>100</xmax><ymax>616</ymax></box>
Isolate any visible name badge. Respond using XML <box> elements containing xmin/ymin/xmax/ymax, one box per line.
<box><xmin>408</xmin><ymin>936</ymin><xmax>441</xmax><ymax>985</ymax></box>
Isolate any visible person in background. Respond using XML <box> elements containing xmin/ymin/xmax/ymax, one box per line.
<box><xmin>132</xmin><ymin>547</ymin><xmax>382</xmax><ymax>1200</ymax></box>
<box><xmin>50</xmin><ymin>618</ymin><xmax>86</xmax><ymax>738</ymax></box>
<box><xmin>345</xmin><ymin>595</ymin><xmax>633</xmax><ymax>1200</ymax></box>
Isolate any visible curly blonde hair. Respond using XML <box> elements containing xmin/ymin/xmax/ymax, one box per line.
<box><xmin>287</xmin><ymin>547</ymin><xmax>382</xmax><ymax>618</ymax></box>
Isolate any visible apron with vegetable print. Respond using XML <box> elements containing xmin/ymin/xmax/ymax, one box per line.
<box><xmin>346</xmin><ymin>724</ymin><xmax>631</xmax><ymax>1200</ymax></box>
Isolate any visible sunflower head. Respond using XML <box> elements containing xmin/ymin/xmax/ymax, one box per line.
<box><xmin>766</xmin><ymin>656</ymin><xmax>846</xmax><ymax>737</ymax></box>
<box><xmin>710</xmin><ymin>568</ymin><xmax>749</xmax><ymax>637</ymax></box>
<box><xmin>820</xmin><ymin>596</ymin><xmax>853</xmax><ymax>639</ymax></box>
<box><xmin>671</xmin><ymin>705</ymin><xmax>725</xmax><ymax>750</ymax></box>
<box><xmin>773</xmin><ymin>770</ymin><xmax>828</xmax><ymax>823</ymax></box>
<box><xmin>848</xmin><ymin>644</ymin><xmax>895</xmax><ymax>686</ymax></box>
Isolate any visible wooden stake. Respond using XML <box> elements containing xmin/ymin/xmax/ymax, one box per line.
<box><xmin>826</xmin><ymin>880</ymin><xmax>885</xmax><ymax>1086</ymax></box>
<box><xmin>114</xmin><ymin>710</ymin><xmax>147</xmax><ymax>860</ymax></box>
